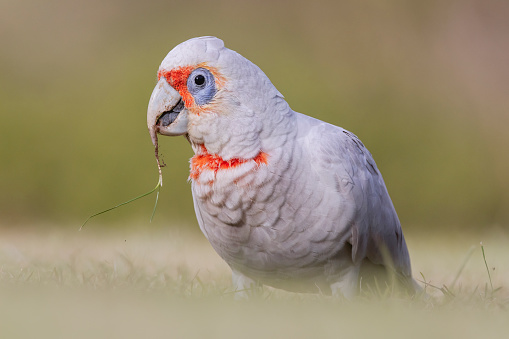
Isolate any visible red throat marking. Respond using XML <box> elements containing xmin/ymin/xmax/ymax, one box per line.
<box><xmin>190</xmin><ymin>146</ymin><xmax>268</xmax><ymax>181</ymax></box>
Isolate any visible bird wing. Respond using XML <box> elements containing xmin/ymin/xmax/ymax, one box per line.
<box><xmin>295</xmin><ymin>113</ymin><xmax>412</xmax><ymax>277</ymax></box>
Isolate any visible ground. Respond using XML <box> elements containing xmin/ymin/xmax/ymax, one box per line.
<box><xmin>0</xmin><ymin>224</ymin><xmax>507</xmax><ymax>338</ymax></box>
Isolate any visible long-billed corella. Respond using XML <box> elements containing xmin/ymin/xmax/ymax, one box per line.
<box><xmin>147</xmin><ymin>36</ymin><xmax>418</xmax><ymax>298</ymax></box>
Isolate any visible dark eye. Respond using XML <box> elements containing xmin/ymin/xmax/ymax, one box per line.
<box><xmin>194</xmin><ymin>74</ymin><xmax>205</xmax><ymax>86</ymax></box>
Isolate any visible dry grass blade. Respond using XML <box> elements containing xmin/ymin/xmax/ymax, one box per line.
<box><xmin>80</xmin><ymin>138</ymin><xmax>164</xmax><ymax>230</ymax></box>
<box><xmin>450</xmin><ymin>245</ymin><xmax>476</xmax><ymax>290</ymax></box>
<box><xmin>480</xmin><ymin>242</ymin><xmax>494</xmax><ymax>295</ymax></box>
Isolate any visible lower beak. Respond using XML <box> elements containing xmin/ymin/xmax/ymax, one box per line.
<box><xmin>147</xmin><ymin>78</ymin><xmax>188</xmax><ymax>146</ymax></box>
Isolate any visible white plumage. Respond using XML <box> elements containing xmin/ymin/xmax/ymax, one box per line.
<box><xmin>147</xmin><ymin>36</ymin><xmax>416</xmax><ymax>298</ymax></box>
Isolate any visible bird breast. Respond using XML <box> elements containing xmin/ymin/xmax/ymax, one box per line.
<box><xmin>190</xmin><ymin>139</ymin><xmax>352</xmax><ymax>277</ymax></box>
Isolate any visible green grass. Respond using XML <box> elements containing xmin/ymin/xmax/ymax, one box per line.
<box><xmin>0</xmin><ymin>226</ymin><xmax>507</xmax><ymax>338</ymax></box>
<box><xmin>2</xmin><ymin>0</ymin><xmax>509</xmax><ymax>228</ymax></box>
<box><xmin>2</xmin><ymin>1</ymin><xmax>508</xmax><ymax>336</ymax></box>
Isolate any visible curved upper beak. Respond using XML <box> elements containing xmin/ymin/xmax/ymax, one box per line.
<box><xmin>147</xmin><ymin>78</ymin><xmax>189</xmax><ymax>146</ymax></box>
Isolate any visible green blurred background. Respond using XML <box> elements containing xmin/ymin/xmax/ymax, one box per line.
<box><xmin>1</xmin><ymin>0</ymin><xmax>508</xmax><ymax>232</ymax></box>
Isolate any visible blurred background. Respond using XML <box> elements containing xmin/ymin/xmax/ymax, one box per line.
<box><xmin>1</xmin><ymin>0</ymin><xmax>508</xmax><ymax>233</ymax></box>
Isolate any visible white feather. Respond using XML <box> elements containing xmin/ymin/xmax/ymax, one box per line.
<box><xmin>151</xmin><ymin>36</ymin><xmax>416</xmax><ymax>297</ymax></box>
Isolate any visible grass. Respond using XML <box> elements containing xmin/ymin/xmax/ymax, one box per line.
<box><xmin>0</xmin><ymin>225</ymin><xmax>507</xmax><ymax>338</ymax></box>
<box><xmin>2</xmin><ymin>0</ymin><xmax>509</xmax><ymax>228</ymax></box>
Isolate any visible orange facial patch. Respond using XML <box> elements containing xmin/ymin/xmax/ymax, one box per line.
<box><xmin>157</xmin><ymin>63</ymin><xmax>226</xmax><ymax>109</ymax></box>
<box><xmin>190</xmin><ymin>145</ymin><xmax>268</xmax><ymax>181</ymax></box>
<box><xmin>158</xmin><ymin>66</ymin><xmax>194</xmax><ymax>107</ymax></box>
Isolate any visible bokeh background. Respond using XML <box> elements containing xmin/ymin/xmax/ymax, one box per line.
<box><xmin>1</xmin><ymin>0</ymin><xmax>508</xmax><ymax>233</ymax></box>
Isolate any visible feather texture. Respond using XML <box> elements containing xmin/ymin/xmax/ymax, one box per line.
<box><xmin>148</xmin><ymin>36</ymin><xmax>416</xmax><ymax>297</ymax></box>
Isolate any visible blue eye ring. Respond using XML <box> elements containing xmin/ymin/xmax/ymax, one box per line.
<box><xmin>187</xmin><ymin>68</ymin><xmax>216</xmax><ymax>105</ymax></box>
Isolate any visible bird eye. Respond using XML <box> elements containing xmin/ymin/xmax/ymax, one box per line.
<box><xmin>194</xmin><ymin>74</ymin><xmax>205</xmax><ymax>86</ymax></box>
<box><xmin>187</xmin><ymin>68</ymin><xmax>217</xmax><ymax>105</ymax></box>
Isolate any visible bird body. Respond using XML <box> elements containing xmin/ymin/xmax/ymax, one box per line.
<box><xmin>147</xmin><ymin>37</ymin><xmax>415</xmax><ymax>297</ymax></box>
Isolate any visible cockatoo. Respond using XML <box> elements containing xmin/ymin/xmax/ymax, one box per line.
<box><xmin>147</xmin><ymin>36</ymin><xmax>416</xmax><ymax>298</ymax></box>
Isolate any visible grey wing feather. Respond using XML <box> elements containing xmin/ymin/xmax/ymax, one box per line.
<box><xmin>298</xmin><ymin>113</ymin><xmax>412</xmax><ymax>277</ymax></box>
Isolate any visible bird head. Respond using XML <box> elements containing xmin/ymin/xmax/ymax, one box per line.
<box><xmin>147</xmin><ymin>36</ymin><xmax>291</xmax><ymax>162</ymax></box>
